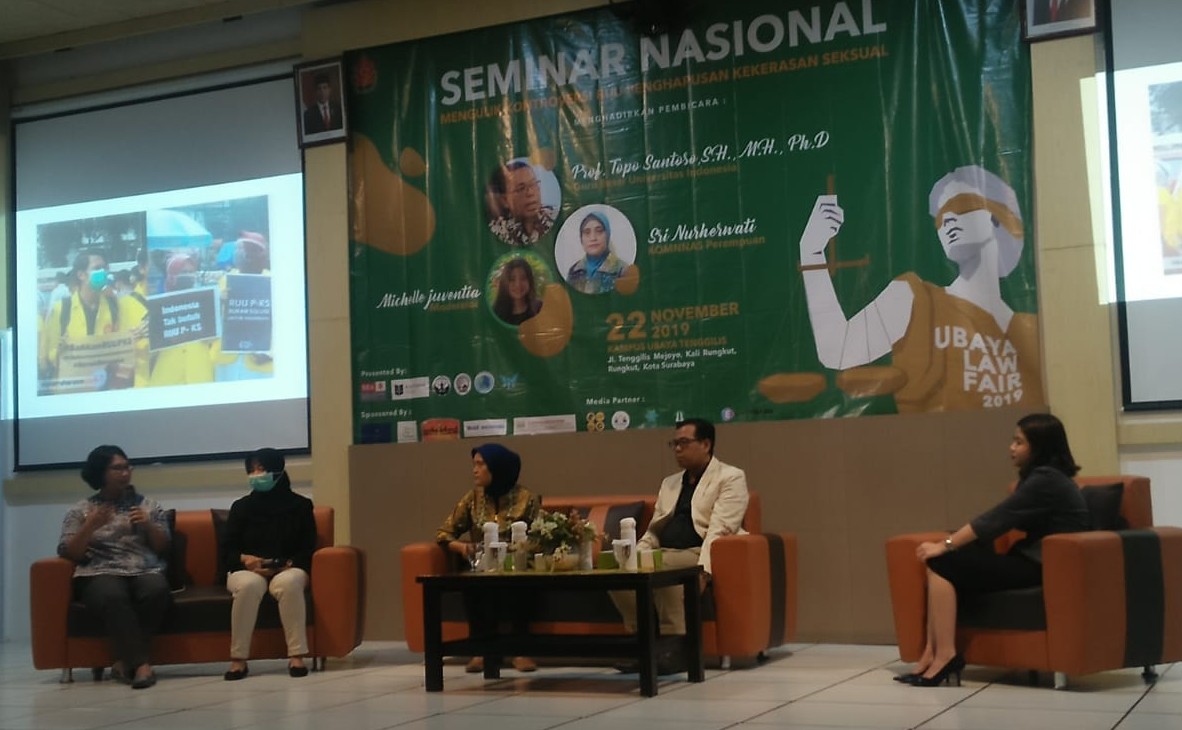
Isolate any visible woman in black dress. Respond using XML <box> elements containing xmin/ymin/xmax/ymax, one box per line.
<box><xmin>902</xmin><ymin>413</ymin><xmax>1090</xmax><ymax>686</ymax></box>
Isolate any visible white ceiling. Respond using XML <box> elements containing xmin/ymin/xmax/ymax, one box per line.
<box><xmin>0</xmin><ymin>0</ymin><xmax>318</xmax><ymax>58</ymax></box>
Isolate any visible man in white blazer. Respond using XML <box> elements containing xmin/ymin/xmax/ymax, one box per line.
<box><xmin>611</xmin><ymin>418</ymin><xmax>749</xmax><ymax>644</ymax></box>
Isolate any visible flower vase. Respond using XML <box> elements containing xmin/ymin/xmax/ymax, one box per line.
<box><xmin>550</xmin><ymin>548</ymin><xmax>579</xmax><ymax>572</ymax></box>
<box><xmin>578</xmin><ymin>540</ymin><xmax>595</xmax><ymax>571</ymax></box>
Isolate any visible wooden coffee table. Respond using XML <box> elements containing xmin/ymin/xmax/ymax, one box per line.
<box><xmin>418</xmin><ymin>565</ymin><xmax>704</xmax><ymax>696</ymax></box>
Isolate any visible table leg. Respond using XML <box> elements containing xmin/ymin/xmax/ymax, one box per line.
<box><xmin>483</xmin><ymin>654</ymin><xmax>502</xmax><ymax>680</ymax></box>
<box><xmin>636</xmin><ymin>581</ymin><xmax>658</xmax><ymax>697</ymax></box>
<box><xmin>683</xmin><ymin>572</ymin><xmax>705</xmax><ymax>682</ymax></box>
<box><xmin>422</xmin><ymin>585</ymin><xmax>444</xmax><ymax>692</ymax></box>
<box><xmin>469</xmin><ymin>586</ymin><xmax>502</xmax><ymax>680</ymax></box>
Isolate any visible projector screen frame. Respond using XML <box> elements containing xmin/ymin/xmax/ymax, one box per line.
<box><xmin>1101</xmin><ymin>0</ymin><xmax>1182</xmax><ymax>413</ymax></box>
<box><xmin>8</xmin><ymin>74</ymin><xmax>313</xmax><ymax>470</ymax></box>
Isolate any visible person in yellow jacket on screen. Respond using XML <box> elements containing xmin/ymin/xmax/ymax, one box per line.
<box><xmin>1158</xmin><ymin>167</ymin><xmax>1182</xmax><ymax>258</ymax></box>
<box><xmin>1169</xmin><ymin>184</ymin><xmax>1182</xmax><ymax>261</ymax></box>
<box><xmin>147</xmin><ymin>254</ymin><xmax>214</xmax><ymax>387</ymax></box>
<box><xmin>40</xmin><ymin>252</ymin><xmax>123</xmax><ymax>384</ymax></box>
<box><xmin>117</xmin><ymin>249</ymin><xmax>152</xmax><ymax>387</ymax></box>
<box><xmin>212</xmin><ymin>232</ymin><xmax>274</xmax><ymax>381</ymax></box>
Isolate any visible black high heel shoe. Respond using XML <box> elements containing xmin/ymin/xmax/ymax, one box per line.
<box><xmin>911</xmin><ymin>655</ymin><xmax>965</xmax><ymax>687</ymax></box>
<box><xmin>892</xmin><ymin>660</ymin><xmax>935</xmax><ymax>683</ymax></box>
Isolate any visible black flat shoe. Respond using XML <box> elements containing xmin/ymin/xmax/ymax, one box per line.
<box><xmin>288</xmin><ymin>662</ymin><xmax>309</xmax><ymax>678</ymax></box>
<box><xmin>911</xmin><ymin>655</ymin><xmax>966</xmax><ymax>687</ymax></box>
<box><xmin>223</xmin><ymin>664</ymin><xmax>249</xmax><ymax>681</ymax></box>
<box><xmin>110</xmin><ymin>664</ymin><xmax>131</xmax><ymax>685</ymax></box>
<box><xmin>131</xmin><ymin>671</ymin><xmax>157</xmax><ymax>689</ymax></box>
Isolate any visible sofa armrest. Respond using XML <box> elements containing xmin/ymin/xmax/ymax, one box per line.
<box><xmin>709</xmin><ymin>532</ymin><xmax>797</xmax><ymax>657</ymax></box>
<box><xmin>311</xmin><ymin>546</ymin><xmax>364</xmax><ymax>658</ymax></box>
<box><xmin>400</xmin><ymin>542</ymin><xmax>452</xmax><ymax>652</ymax></box>
<box><xmin>1043</xmin><ymin>526</ymin><xmax>1182</xmax><ymax>675</ymax></box>
<box><xmin>31</xmin><ymin>557</ymin><xmax>76</xmax><ymax>670</ymax></box>
<box><xmin>885</xmin><ymin>532</ymin><xmax>946</xmax><ymax>662</ymax></box>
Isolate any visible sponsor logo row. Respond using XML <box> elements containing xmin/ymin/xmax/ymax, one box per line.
<box><xmin>406</xmin><ymin>414</ymin><xmax>578</xmax><ymax>442</ymax></box>
<box><xmin>360</xmin><ymin>371</ymin><xmax>493</xmax><ymax>401</ymax></box>
<box><xmin>391</xmin><ymin>409</ymin><xmax>638</xmax><ymax>443</ymax></box>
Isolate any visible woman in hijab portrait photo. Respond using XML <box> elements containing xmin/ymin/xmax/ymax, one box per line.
<box><xmin>566</xmin><ymin>211</ymin><xmax>630</xmax><ymax>295</ymax></box>
<box><xmin>492</xmin><ymin>258</ymin><xmax>543</xmax><ymax>326</ymax></box>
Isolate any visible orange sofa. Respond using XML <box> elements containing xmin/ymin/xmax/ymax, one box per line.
<box><xmin>400</xmin><ymin>492</ymin><xmax>797</xmax><ymax>664</ymax></box>
<box><xmin>886</xmin><ymin>476</ymin><xmax>1182</xmax><ymax>687</ymax></box>
<box><xmin>31</xmin><ymin>506</ymin><xmax>364</xmax><ymax>681</ymax></box>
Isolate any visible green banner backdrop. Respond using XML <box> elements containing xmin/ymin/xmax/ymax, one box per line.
<box><xmin>346</xmin><ymin>0</ymin><xmax>1038</xmax><ymax>443</ymax></box>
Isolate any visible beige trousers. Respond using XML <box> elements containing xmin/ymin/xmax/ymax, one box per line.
<box><xmin>227</xmin><ymin>568</ymin><xmax>309</xmax><ymax>659</ymax></box>
<box><xmin>609</xmin><ymin>547</ymin><xmax>700</xmax><ymax>635</ymax></box>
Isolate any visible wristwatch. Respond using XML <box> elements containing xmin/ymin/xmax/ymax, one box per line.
<box><xmin>944</xmin><ymin>537</ymin><xmax>955</xmax><ymax>551</ymax></box>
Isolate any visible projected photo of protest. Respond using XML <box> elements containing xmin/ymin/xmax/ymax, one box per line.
<box><xmin>1151</xmin><ymin>80</ymin><xmax>1182</xmax><ymax>276</ymax></box>
<box><xmin>34</xmin><ymin>213</ymin><xmax>145</xmax><ymax>395</ymax></box>
<box><xmin>143</xmin><ymin>197</ymin><xmax>275</xmax><ymax>385</ymax></box>
<box><xmin>32</xmin><ymin>196</ymin><xmax>276</xmax><ymax>396</ymax></box>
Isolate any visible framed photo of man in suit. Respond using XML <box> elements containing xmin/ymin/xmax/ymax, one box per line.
<box><xmin>1025</xmin><ymin>0</ymin><xmax>1099</xmax><ymax>41</ymax></box>
<box><xmin>295</xmin><ymin>59</ymin><xmax>347</xmax><ymax>148</ymax></box>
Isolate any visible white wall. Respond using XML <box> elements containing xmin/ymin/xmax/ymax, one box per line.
<box><xmin>1120</xmin><ymin>446</ymin><xmax>1182</xmax><ymax>527</ymax></box>
<box><xmin>1</xmin><ymin>331</ymin><xmax>12</xmax><ymax>639</ymax></box>
<box><xmin>4</xmin><ymin>501</ymin><xmax>77</xmax><ymax>643</ymax></box>
<box><xmin>0</xmin><ymin>467</ymin><xmax>7</xmax><ymax>642</ymax></box>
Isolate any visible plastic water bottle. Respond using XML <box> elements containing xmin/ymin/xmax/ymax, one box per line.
<box><xmin>510</xmin><ymin>521</ymin><xmax>529</xmax><ymax>571</ymax></box>
<box><xmin>618</xmin><ymin>517</ymin><xmax>638</xmax><ymax>571</ymax></box>
<box><xmin>480</xmin><ymin>521</ymin><xmax>498</xmax><ymax>571</ymax></box>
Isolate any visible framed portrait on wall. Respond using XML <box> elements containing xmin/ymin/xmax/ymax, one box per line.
<box><xmin>1024</xmin><ymin>0</ymin><xmax>1099</xmax><ymax>41</ymax></box>
<box><xmin>294</xmin><ymin>59</ymin><xmax>347</xmax><ymax>148</ymax></box>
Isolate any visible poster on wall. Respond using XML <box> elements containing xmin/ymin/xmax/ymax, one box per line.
<box><xmin>346</xmin><ymin>0</ymin><xmax>1037</xmax><ymax>443</ymax></box>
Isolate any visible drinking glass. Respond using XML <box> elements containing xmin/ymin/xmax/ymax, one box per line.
<box><xmin>467</xmin><ymin>544</ymin><xmax>483</xmax><ymax>572</ymax></box>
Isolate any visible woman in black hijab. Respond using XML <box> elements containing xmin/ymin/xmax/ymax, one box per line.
<box><xmin>436</xmin><ymin>443</ymin><xmax>541</xmax><ymax>672</ymax></box>
<box><xmin>436</xmin><ymin>443</ymin><xmax>541</xmax><ymax>558</ymax></box>
<box><xmin>221</xmin><ymin>448</ymin><xmax>317</xmax><ymax>681</ymax></box>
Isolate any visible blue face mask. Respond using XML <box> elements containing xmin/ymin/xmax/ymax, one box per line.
<box><xmin>248</xmin><ymin>473</ymin><xmax>276</xmax><ymax>492</ymax></box>
<box><xmin>88</xmin><ymin>269</ymin><xmax>109</xmax><ymax>291</ymax></box>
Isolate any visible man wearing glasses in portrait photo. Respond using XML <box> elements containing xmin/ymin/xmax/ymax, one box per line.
<box><xmin>486</xmin><ymin>159</ymin><xmax>556</xmax><ymax>247</ymax></box>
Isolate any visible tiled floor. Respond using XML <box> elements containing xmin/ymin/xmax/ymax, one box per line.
<box><xmin>0</xmin><ymin>641</ymin><xmax>1178</xmax><ymax>729</ymax></box>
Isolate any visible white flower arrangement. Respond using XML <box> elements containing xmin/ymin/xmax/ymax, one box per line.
<box><xmin>528</xmin><ymin>509</ymin><xmax>597</xmax><ymax>557</ymax></box>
